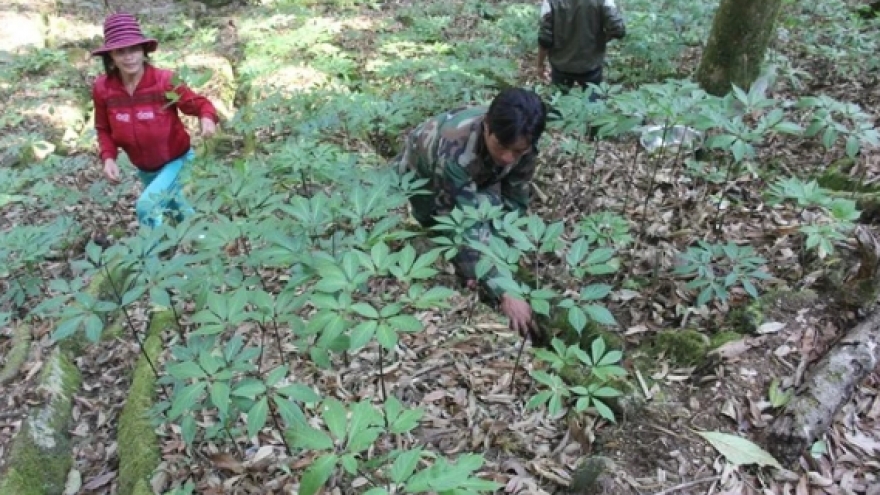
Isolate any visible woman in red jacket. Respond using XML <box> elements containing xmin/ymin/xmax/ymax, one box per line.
<box><xmin>91</xmin><ymin>12</ymin><xmax>218</xmax><ymax>228</ymax></box>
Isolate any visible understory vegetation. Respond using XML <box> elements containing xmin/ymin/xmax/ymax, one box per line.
<box><xmin>1</xmin><ymin>0</ymin><xmax>878</xmax><ymax>493</ymax></box>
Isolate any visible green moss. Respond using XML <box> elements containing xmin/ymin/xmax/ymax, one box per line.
<box><xmin>0</xmin><ymin>350</ymin><xmax>81</xmax><ymax>495</ymax></box>
<box><xmin>117</xmin><ymin>311</ymin><xmax>170</xmax><ymax>495</ymax></box>
<box><xmin>643</xmin><ymin>329</ymin><xmax>710</xmax><ymax>367</ymax></box>
<box><xmin>709</xmin><ymin>330</ymin><xmax>742</xmax><ymax>349</ymax></box>
<box><xmin>0</xmin><ymin>324</ymin><xmax>32</xmax><ymax>385</ymax></box>
<box><xmin>725</xmin><ymin>289</ymin><xmax>819</xmax><ymax>334</ymax></box>
<box><xmin>815</xmin><ymin>160</ymin><xmax>876</xmax><ymax>193</ymax></box>
<box><xmin>132</xmin><ymin>479</ymin><xmax>154</xmax><ymax>495</ymax></box>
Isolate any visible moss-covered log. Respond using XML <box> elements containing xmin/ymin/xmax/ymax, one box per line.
<box><xmin>0</xmin><ymin>350</ymin><xmax>81</xmax><ymax>495</ymax></box>
<box><xmin>117</xmin><ymin>311</ymin><xmax>171</xmax><ymax>495</ymax></box>
<box><xmin>766</xmin><ymin>306</ymin><xmax>880</xmax><ymax>466</ymax></box>
<box><xmin>0</xmin><ymin>323</ymin><xmax>31</xmax><ymax>385</ymax></box>
<box><xmin>695</xmin><ymin>0</ymin><xmax>783</xmax><ymax>96</ymax></box>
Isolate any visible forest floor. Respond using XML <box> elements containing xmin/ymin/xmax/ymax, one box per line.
<box><xmin>1</xmin><ymin>0</ymin><xmax>879</xmax><ymax>494</ymax></box>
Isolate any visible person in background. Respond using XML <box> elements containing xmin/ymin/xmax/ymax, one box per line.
<box><xmin>91</xmin><ymin>12</ymin><xmax>218</xmax><ymax>228</ymax></box>
<box><xmin>393</xmin><ymin>88</ymin><xmax>548</xmax><ymax>339</ymax></box>
<box><xmin>537</xmin><ymin>0</ymin><xmax>626</xmax><ymax>95</ymax></box>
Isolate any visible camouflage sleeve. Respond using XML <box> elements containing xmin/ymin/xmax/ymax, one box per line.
<box><xmin>538</xmin><ymin>0</ymin><xmax>554</xmax><ymax>49</ymax></box>
<box><xmin>602</xmin><ymin>0</ymin><xmax>626</xmax><ymax>40</ymax></box>
<box><xmin>500</xmin><ymin>153</ymin><xmax>536</xmax><ymax>214</ymax></box>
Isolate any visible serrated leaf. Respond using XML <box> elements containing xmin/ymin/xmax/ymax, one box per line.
<box><xmin>321</xmin><ymin>398</ymin><xmax>348</xmax><ymax>441</ymax></box>
<box><xmin>210</xmin><ymin>382</ymin><xmax>231</xmax><ymax>416</ymax></box>
<box><xmin>168</xmin><ymin>361</ymin><xmax>207</xmax><ymax>380</ymax></box>
<box><xmin>276</xmin><ymin>383</ymin><xmax>321</xmax><ymax>404</ymax></box>
<box><xmin>585</xmin><ymin>304</ymin><xmax>617</xmax><ymax>326</ymax></box>
<box><xmin>299</xmin><ymin>453</ymin><xmax>338</xmax><ymax>495</ymax></box>
<box><xmin>391</xmin><ymin>449</ymin><xmax>423</xmax><ymax>483</ymax></box>
<box><xmin>247</xmin><ymin>397</ymin><xmax>269</xmax><ymax>438</ymax></box>
<box><xmin>695</xmin><ymin>431</ymin><xmax>782</xmax><ymax>469</ymax></box>
<box><xmin>289</xmin><ymin>421</ymin><xmax>334</xmax><ymax>450</ymax></box>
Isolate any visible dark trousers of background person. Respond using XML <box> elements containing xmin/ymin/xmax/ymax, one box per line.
<box><xmin>551</xmin><ymin>66</ymin><xmax>603</xmax><ymax>139</ymax></box>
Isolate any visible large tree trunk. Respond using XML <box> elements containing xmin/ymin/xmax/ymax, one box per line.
<box><xmin>695</xmin><ymin>0</ymin><xmax>783</xmax><ymax>96</ymax></box>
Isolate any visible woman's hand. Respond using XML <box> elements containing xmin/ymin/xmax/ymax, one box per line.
<box><xmin>103</xmin><ymin>158</ymin><xmax>120</xmax><ymax>183</ymax></box>
<box><xmin>200</xmin><ymin>116</ymin><xmax>217</xmax><ymax>137</ymax></box>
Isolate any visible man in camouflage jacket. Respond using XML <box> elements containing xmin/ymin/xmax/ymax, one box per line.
<box><xmin>393</xmin><ymin>88</ymin><xmax>547</xmax><ymax>338</ymax></box>
<box><xmin>537</xmin><ymin>0</ymin><xmax>626</xmax><ymax>92</ymax></box>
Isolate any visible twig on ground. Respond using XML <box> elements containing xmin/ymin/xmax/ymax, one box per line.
<box><xmin>649</xmin><ymin>476</ymin><xmax>721</xmax><ymax>495</ymax></box>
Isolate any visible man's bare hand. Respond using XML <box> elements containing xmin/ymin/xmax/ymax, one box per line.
<box><xmin>500</xmin><ymin>294</ymin><xmax>537</xmax><ymax>339</ymax></box>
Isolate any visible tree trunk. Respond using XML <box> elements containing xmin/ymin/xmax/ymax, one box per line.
<box><xmin>695</xmin><ymin>0</ymin><xmax>783</xmax><ymax>96</ymax></box>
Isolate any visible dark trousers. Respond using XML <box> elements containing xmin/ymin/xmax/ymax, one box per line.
<box><xmin>551</xmin><ymin>66</ymin><xmax>603</xmax><ymax>102</ymax></box>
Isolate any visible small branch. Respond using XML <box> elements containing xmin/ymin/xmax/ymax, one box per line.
<box><xmin>650</xmin><ymin>476</ymin><xmax>721</xmax><ymax>495</ymax></box>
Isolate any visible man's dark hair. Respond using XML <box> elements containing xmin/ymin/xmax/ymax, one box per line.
<box><xmin>485</xmin><ymin>88</ymin><xmax>547</xmax><ymax>147</ymax></box>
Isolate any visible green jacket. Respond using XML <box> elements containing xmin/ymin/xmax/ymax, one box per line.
<box><xmin>394</xmin><ymin>106</ymin><xmax>538</xmax><ymax>299</ymax></box>
<box><xmin>539</xmin><ymin>0</ymin><xmax>626</xmax><ymax>74</ymax></box>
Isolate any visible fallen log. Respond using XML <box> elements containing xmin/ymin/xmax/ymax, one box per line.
<box><xmin>766</xmin><ymin>227</ymin><xmax>880</xmax><ymax>466</ymax></box>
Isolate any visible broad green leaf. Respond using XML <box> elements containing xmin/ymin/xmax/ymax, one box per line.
<box><xmin>388</xmin><ymin>314</ymin><xmax>423</xmax><ymax>333</ymax></box>
<box><xmin>351</xmin><ymin>302</ymin><xmax>379</xmax><ymax>319</ymax></box>
<box><xmin>391</xmin><ymin>449</ymin><xmax>423</xmax><ymax>483</ymax></box>
<box><xmin>377</xmin><ymin>324</ymin><xmax>398</xmax><ymax>349</ymax></box>
<box><xmin>247</xmin><ymin>397</ymin><xmax>269</xmax><ymax>438</ymax></box>
<box><xmin>350</xmin><ymin>320</ymin><xmax>378</xmax><ymax>350</ymax></box>
<box><xmin>592</xmin><ymin>398</ymin><xmax>616</xmax><ymax>423</ymax></box>
<box><xmin>390</xmin><ymin>408</ymin><xmax>423</xmax><ymax>434</ymax></box>
<box><xmin>181</xmin><ymin>414</ymin><xmax>197</xmax><ymax>445</ymax></box>
<box><xmin>276</xmin><ymin>384</ymin><xmax>321</xmax><ymax>404</ymax></box>
<box><xmin>340</xmin><ymin>453</ymin><xmax>359</xmax><ymax>475</ymax></box>
<box><xmin>52</xmin><ymin>315</ymin><xmax>84</xmax><ymax>341</ymax></box>
<box><xmin>299</xmin><ymin>453</ymin><xmax>338</xmax><ymax>495</ymax></box>
<box><xmin>168</xmin><ymin>361</ymin><xmax>207</xmax><ymax>380</ymax></box>
<box><xmin>321</xmin><ymin>398</ymin><xmax>348</xmax><ymax>441</ymax></box>
<box><xmin>232</xmin><ymin>380</ymin><xmax>266</xmax><ymax>400</ymax></box>
<box><xmin>585</xmin><ymin>304</ymin><xmax>617</xmax><ymax>326</ymax></box>
<box><xmin>84</xmin><ymin>314</ymin><xmax>104</xmax><ymax>342</ymax></box>
<box><xmin>289</xmin><ymin>421</ymin><xmax>334</xmax><ymax>450</ymax></box>
<box><xmin>347</xmin><ymin>426</ymin><xmax>382</xmax><ymax>454</ymax></box>
<box><xmin>526</xmin><ymin>390</ymin><xmax>553</xmax><ymax>410</ymax></box>
<box><xmin>581</xmin><ymin>283</ymin><xmax>612</xmax><ymax>301</ymax></box>
<box><xmin>568</xmin><ymin>306</ymin><xmax>587</xmax><ymax>334</ymax></box>
<box><xmin>273</xmin><ymin>396</ymin><xmax>306</xmax><ymax>425</ymax></box>
<box><xmin>210</xmin><ymin>381</ymin><xmax>231</xmax><ymax>416</ymax></box>
<box><xmin>695</xmin><ymin>431</ymin><xmax>782</xmax><ymax>469</ymax></box>
<box><xmin>265</xmin><ymin>366</ymin><xmax>288</xmax><ymax>388</ymax></box>
<box><xmin>168</xmin><ymin>382</ymin><xmax>207</xmax><ymax>421</ymax></box>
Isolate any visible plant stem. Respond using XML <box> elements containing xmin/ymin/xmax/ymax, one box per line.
<box><xmin>711</xmin><ymin>157</ymin><xmax>739</xmax><ymax>240</ymax></box>
<box><xmin>509</xmin><ymin>336</ymin><xmax>527</xmax><ymax>394</ymax></box>
<box><xmin>378</xmin><ymin>345</ymin><xmax>389</xmax><ymax>427</ymax></box>
<box><xmin>268</xmin><ymin>399</ymin><xmax>294</xmax><ymax>456</ymax></box>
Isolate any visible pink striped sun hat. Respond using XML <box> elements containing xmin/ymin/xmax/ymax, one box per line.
<box><xmin>91</xmin><ymin>13</ymin><xmax>158</xmax><ymax>56</ymax></box>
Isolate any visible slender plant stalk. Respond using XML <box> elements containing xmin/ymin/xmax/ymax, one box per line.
<box><xmin>585</xmin><ymin>140</ymin><xmax>602</xmax><ymax>215</ymax></box>
<box><xmin>711</xmin><ymin>157</ymin><xmax>740</xmax><ymax>240</ymax></box>
<box><xmin>628</xmin><ymin>124</ymin><xmax>670</xmax><ymax>278</ymax></box>
<box><xmin>620</xmin><ymin>140</ymin><xmax>641</xmax><ymax>218</ymax></box>
<box><xmin>509</xmin><ymin>336</ymin><xmax>527</xmax><ymax>393</ymax></box>
<box><xmin>268</xmin><ymin>399</ymin><xmax>294</xmax><ymax>456</ymax></box>
<box><xmin>378</xmin><ymin>345</ymin><xmax>389</xmax><ymax>427</ymax></box>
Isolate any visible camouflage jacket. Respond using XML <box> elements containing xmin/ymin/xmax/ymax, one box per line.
<box><xmin>539</xmin><ymin>0</ymin><xmax>626</xmax><ymax>74</ymax></box>
<box><xmin>396</xmin><ymin>105</ymin><xmax>538</xmax><ymax>299</ymax></box>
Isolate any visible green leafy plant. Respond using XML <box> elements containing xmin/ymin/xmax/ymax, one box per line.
<box><xmin>528</xmin><ymin>337</ymin><xmax>626</xmax><ymax>422</ymax></box>
<box><xmin>674</xmin><ymin>241</ymin><xmax>770</xmax><ymax>307</ymax></box>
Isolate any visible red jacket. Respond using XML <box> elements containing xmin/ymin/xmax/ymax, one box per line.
<box><xmin>92</xmin><ymin>64</ymin><xmax>218</xmax><ymax>171</ymax></box>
